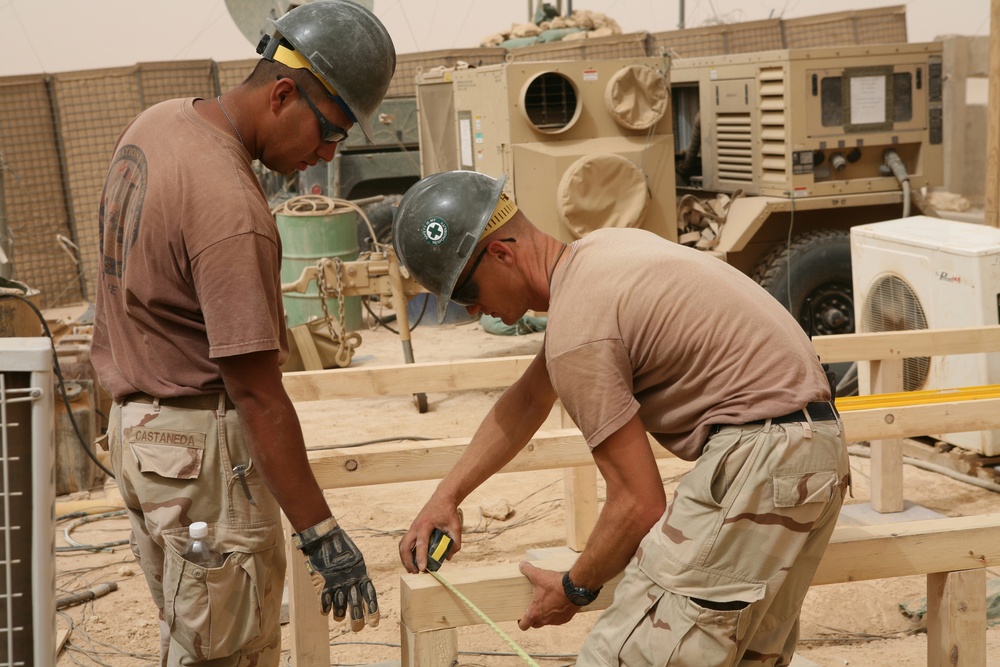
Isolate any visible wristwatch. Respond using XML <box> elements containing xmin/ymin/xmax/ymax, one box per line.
<box><xmin>562</xmin><ymin>571</ymin><xmax>601</xmax><ymax>606</ymax></box>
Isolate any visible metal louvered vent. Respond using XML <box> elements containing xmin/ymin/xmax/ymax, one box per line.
<box><xmin>861</xmin><ymin>275</ymin><xmax>930</xmax><ymax>391</ymax></box>
<box><xmin>523</xmin><ymin>72</ymin><xmax>579</xmax><ymax>132</ymax></box>
<box><xmin>758</xmin><ymin>66</ymin><xmax>787</xmax><ymax>186</ymax></box>
<box><xmin>715</xmin><ymin>112</ymin><xmax>753</xmax><ymax>182</ymax></box>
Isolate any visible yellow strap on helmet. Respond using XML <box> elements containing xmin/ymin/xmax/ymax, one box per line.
<box><xmin>272</xmin><ymin>44</ymin><xmax>339</xmax><ymax>96</ymax></box>
<box><xmin>481</xmin><ymin>191</ymin><xmax>517</xmax><ymax>240</ymax></box>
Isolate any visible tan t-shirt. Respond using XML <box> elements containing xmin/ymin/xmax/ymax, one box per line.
<box><xmin>545</xmin><ymin>228</ymin><xmax>829</xmax><ymax>461</ymax></box>
<box><xmin>92</xmin><ymin>98</ymin><xmax>288</xmax><ymax>400</ymax></box>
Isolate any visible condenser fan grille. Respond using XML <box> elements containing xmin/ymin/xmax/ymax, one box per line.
<box><xmin>862</xmin><ymin>275</ymin><xmax>930</xmax><ymax>391</ymax></box>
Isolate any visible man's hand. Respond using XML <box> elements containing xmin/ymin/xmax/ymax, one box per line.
<box><xmin>293</xmin><ymin>517</ymin><xmax>379</xmax><ymax>631</ymax></box>
<box><xmin>517</xmin><ymin>562</ymin><xmax>580</xmax><ymax>630</ymax></box>
<box><xmin>398</xmin><ymin>497</ymin><xmax>463</xmax><ymax>573</ymax></box>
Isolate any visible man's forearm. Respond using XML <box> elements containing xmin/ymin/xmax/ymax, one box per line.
<box><xmin>237</xmin><ymin>396</ymin><xmax>331</xmax><ymax>532</ymax></box>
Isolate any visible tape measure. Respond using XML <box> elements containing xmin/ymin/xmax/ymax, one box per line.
<box><xmin>419</xmin><ymin>528</ymin><xmax>540</xmax><ymax>667</ymax></box>
<box><xmin>425</xmin><ymin>527</ymin><xmax>453</xmax><ymax>571</ymax></box>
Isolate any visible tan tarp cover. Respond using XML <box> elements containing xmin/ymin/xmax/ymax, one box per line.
<box><xmin>556</xmin><ymin>153</ymin><xmax>647</xmax><ymax>238</ymax></box>
<box><xmin>604</xmin><ymin>64</ymin><xmax>667</xmax><ymax>131</ymax></box>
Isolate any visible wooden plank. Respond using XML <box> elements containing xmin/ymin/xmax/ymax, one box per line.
<box><xmin>926</xmin><ymin>569</ymin><xmax>987</xmax><ymax>667</ymax></box>
<box><xmin>308</xmin><ymin>429</ymin><xmax>597</xmax><ymax>490</ymax></box>
<box><xmin>399</xmin><ymin>515</ymin><xmax>1000</xmax><ymax>630</ymax></box>
<box><xmin>559</xmin><ymin>403</ymin><xmax>598</xmax><ymax>551</ymax></box>
<box><xmin>284</xmin><ymin>355</ymin><xmax>536</xmax><ymax>402</ymax></box>
<box><xmin>284</xmin><ymin>322</ymin><xmax>1000</xmax><ymax>404</ymax></box>
<box><xmin>305</xmin><ymin>397</ymin><xmax>1000</xmax><ymax>490</ymax></box>
<box><xmin>282</xmin><ymin>514</ymin><xmax>329</xmax><ymax>667</ymax></box>
<box><xmin>813</xmin><ymin>325</ymin><xmax>1000</xmax><ymax>364</ymax></box>
<box><xmin>55</xmin><ymin>626</ymin><xmax>70</xmax><ymax>655</ymax></box>
<box><xmin>563</xmin><ymin>466</ymin><xmax>598</xmax><ymax>551</ymax></box>
<box><xmin>840</xmin><ymin>396</ymin><xmax>1000</xmax><ymax>443</ymax></box>
<box><xmin>869</xmin><ymin>358</ymin><xmax>905</xmax><ymax>513</ymax></box>
<box><xmin>400</xmin><ymin>625</ymin><xmax>458</xmax><ymax>667</ymax></box>
<box><xmin>289</xmin><ymin>326</ymin><xmax>324</xmax><ymax>371</ymax></box>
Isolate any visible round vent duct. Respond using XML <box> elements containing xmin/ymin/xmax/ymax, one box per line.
<box><xmin>861</xmin><ymin>275</ymin><xmax>930</xmax><ymax>391</ymax></box>
<box><xmin>555</xmin><ymin>153</ymin><xmax>648</xmax><ymax>238</ymax></box>
<box><xmin>519</xmin><ymin>71</ymin><xmax>580</xmax><ymax>134</ymax></box>
<box><xmin>604</xmin><ymin>64</ymin><xmax>668</xmax><ymax>131</ymax></box>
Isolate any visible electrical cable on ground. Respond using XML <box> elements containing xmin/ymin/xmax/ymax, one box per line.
<box><xmin>58</xmin><ymin>509</ymin><xmax>129</xmax><ymax>553</ymax></box>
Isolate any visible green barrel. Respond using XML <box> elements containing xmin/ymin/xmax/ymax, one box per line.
<box><xmin>276</xmin><ymin>199</ymin><xmax>362</xmax><ymax>331</ymax></box>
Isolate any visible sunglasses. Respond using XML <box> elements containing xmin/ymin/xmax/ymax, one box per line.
<box><xmin>450</xmin><ymin>238</ymin><xmax>515</xmax><ymax>307</ymax></box>
<box><xmin>294</xmin><ymin>82</ymin><xmax>350</xmax><ymax>144</ymax></box>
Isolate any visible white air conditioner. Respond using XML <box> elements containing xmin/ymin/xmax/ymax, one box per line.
<box><xmin>0</xmin><ymin>338</ymin><xmax>55</xmax><ymax>666</ymax></box>
<box><xmin>851</xmin><ymin>216</ymin><xmax>1000</xmax><ymax>456</ymax></box>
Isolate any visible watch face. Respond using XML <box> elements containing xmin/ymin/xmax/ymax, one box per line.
<box><xmin>562</xmin><ymin>571</ymin><xmax>598</xmax><ymax>606</ymax></box>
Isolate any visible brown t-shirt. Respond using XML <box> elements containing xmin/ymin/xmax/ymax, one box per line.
<box><xmin>545</xmin><ymin>228</ymin><xmax>829</xmax><ymax>461</ymax></box>
<box><xmin>92</xmin><ymin>98</ymin><xmax>288</xmax><ymax>400</ymax></box>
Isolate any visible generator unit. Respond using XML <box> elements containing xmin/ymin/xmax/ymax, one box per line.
<box><xmin>851</xmin><ymin>217</ymin><xmax>1000</xmax><ymax>456</ymax></box>
<box><xmin>670</xmin><ymin>42</ymin><xmax>943</xmax><ymax>199</ymax></box>
<box><xmin>416</xmin><ymin>57</ymin><xmax>677</xmax><ymax>244</ymax></box>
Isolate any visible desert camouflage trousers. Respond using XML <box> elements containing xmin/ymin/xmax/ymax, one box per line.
<box><xmin>578</xmin><ymin>417</ymin><xmax>851</xmax><ymax>667</ymax></box>
<box><xmin>108</xmin><ymin>395</ymin><xmax>285</xmax><ymax>666</ymax></box>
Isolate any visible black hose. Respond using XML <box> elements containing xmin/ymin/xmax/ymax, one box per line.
<box><xmin>0</xmin><ymin>293</ymin><xmax>116</xmax><ymax>479</ymax></box>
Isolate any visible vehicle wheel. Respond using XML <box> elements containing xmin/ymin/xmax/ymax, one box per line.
<box><xmin>358</xmin><ymin>194</ymin><xmax>402</xmax><ymax>252</ymax></box>
<box><xmin>751</xmin><ymin>229</ymin><xmax>858</xmax><ymax>395</ymax></box>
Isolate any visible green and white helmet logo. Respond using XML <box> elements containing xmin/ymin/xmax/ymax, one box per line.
<box><xmin>422</xmin><ymin>216</ymin><xmax>448</xmax><ymax>246</ymax></box>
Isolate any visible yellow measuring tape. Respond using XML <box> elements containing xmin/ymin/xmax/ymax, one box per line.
<box><xmin>428</xmin><ymin>570</ymin><xmax>541</xmax><ymax>667</ymax></box>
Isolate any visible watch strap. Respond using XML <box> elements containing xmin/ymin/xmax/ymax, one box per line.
<box><xmin>562</xmin><ymin>570</ymin><xmax>601</xmax><ymax>606</ymax></box>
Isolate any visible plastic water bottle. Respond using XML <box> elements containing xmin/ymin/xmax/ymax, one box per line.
<box><xmin>183</xmin><ymin>521</ymin><xmax>225</xmax><ymax>568</ymax></box>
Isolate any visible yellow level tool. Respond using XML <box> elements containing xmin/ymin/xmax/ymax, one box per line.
<box><xmin>836</xmin><ymin>384</ymin><xmax>1000</xmax><ymax>412</ymax></box>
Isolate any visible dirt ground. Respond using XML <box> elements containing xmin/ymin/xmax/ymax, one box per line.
<box><xmin>54</xmin><ymin>313</ymin><xmax>1000</xmax><ymax>666</ymax></box>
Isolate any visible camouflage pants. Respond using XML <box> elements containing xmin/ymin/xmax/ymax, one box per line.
<box><xmin>578</xmin><ymin>417</ymin><xmax>850</xmax><ymax>667</ymax></box>
<box><xmin>109</xmin><ymin>396</ymin><xmax>285</xmax><ymax>666</ymax></box>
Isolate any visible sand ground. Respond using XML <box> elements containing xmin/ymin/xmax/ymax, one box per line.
<box><xmin>54</xmin><ymin>314</ymin><xmax>1000</xmax><ymax>666</ymax></box>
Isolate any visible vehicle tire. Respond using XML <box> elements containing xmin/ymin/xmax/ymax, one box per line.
<box><xmin>750</xmin><ymin>228</ymin><xmax>858</xmax><ymax>395</ymax></box>
<box><xmin>358</xmin><ymin>194</ymin><xmax>402</xmax><ymax>252</ymax></box>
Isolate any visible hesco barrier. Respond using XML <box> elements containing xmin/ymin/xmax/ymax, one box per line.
<box><xmin>0</xmin><ymin>6</ymin><xmax>907</xmax><ymax>310</ymax></box>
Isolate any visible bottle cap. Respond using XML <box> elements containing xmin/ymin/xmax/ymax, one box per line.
<box><xmin>189</xmin><ymin>521</ymin><xmax>208</xmax><ymax>539</ymax></box>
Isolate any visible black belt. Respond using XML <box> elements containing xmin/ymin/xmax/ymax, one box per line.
<box><xmin>710</xmin><ymin>401</ymin><xmax>838</xmax><ymax>436</ymax></box>
<box><xmin>124</xmin><ymin>392</ymin><xmax>235</xmax><ymax>411</ymax></box>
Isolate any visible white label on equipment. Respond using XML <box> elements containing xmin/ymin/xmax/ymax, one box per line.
<box><xmin>583</xmin><ymin>69</ymin><xmax>598</xmax><ymax>81</ymax></box>
<box><xmin>850</xmin><ymin>75</ymin><xmax>886</xmax><ymax>125</ymax></box>
<box><xmin>459</xmin><ymin>117</ymin><xmax>474</xmax><ymax>168</ymax></box>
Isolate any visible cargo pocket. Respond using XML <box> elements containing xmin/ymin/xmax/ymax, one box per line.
<box><xmin>128</xmin><ymin>428</ymin><xmax>206</xmax><ymax>480</ymax></box>
<box><xmin>772</xmin><ymin>470</ymin><xmax>839</xmax><ymax>508</ymax></box>
<box><xmin>161</xmin><ymin>522</ymin><xmax>278</xmax><ymax>660</ymax></box>
<box><xmin>613</xmin><ymin>581</ymin><xmax>676</xmax><ymax>665</ymax></box>
<box><xmin>660</xmin><ymin>594</ymin><xmax>752</xmax><ymax>665</ymax></box>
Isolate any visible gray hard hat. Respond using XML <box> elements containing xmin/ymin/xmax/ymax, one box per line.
<box><xmin>393</xmin><ymin>171</ymin><xmax>507</xmax><ymax>323</ymax></box>
<box><xmin>258</xmin><ymin>0</ymin><xmax>396</xmax><ymax>142</ymax></box>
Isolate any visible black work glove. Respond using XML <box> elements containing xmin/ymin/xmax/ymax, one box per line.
<box><xmin>292</xmin><ymin>516</ymin><xmax>379</xmax><ymax>630</ymax></box>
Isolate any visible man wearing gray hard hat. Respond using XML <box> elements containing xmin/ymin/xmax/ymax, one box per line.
<box><xmin>394</xmin><ymin>170</ymin><xmax>851</xmax><ymax>666</ymax></box>
<box><xmin>92</xmin><ymin>2</ymin><xmax>395</xmax><ymax>664</ymax></box>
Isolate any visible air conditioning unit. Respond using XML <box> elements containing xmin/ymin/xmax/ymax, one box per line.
<box><xmin>416</xmin><ymin>57</ymin><xmax>677</xmax><ymax>243</ymax></box>
<box><xmin>0</xmin><ymin>338</ymin><xmax>55</xmax><ymax>666</ymax></box>
<box><xmin>850</xmin><ymin>216</ymin><xmax>1000</xmax><ymax>456</ymax></box>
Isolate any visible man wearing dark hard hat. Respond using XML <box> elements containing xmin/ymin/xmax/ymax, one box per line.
<box><xmin>395</xmin><ymin>170</ymin><xmax>851</xmax><ymax>666</ymax></box>
<box><xmin>92</xmin><ymin>2</ymin><xmax>395</xmax><ymax>664</ymax></box>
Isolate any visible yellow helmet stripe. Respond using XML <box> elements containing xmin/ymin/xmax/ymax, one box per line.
<box><xmin>272</xmin><ymin>44</ymin><xmax>339</xmax><ymax>96</ymax></box>
<box><xmin>481</xmin><ymin>191</ymin><xmax>517</xmax><ymax>240</ymax></box>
